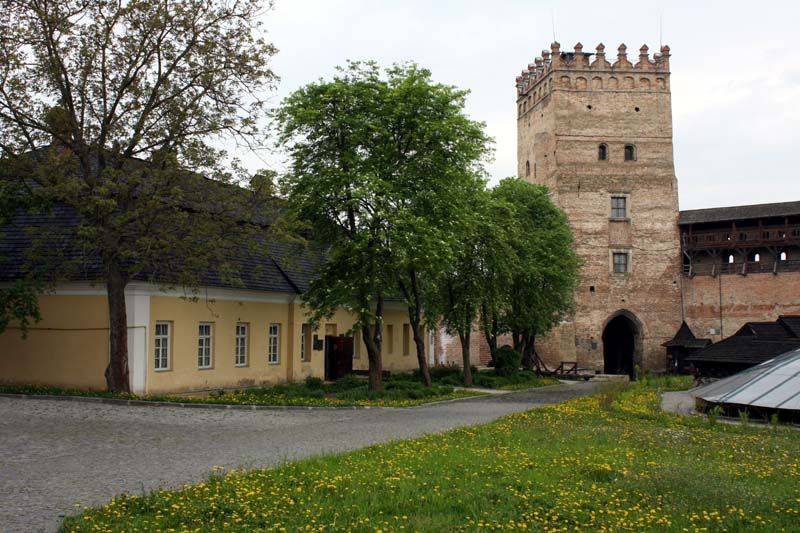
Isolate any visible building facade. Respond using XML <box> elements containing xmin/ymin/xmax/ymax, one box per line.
<box><xmin>515</xmin><ymin>41</ymin><xmax>683</xmax><ymax>377</ymax></box>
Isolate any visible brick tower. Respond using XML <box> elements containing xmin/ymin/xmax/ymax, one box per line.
<box><xmin>516</xmin><ymin>41</ymin><xmax>682</xmax><ymax>376</ymax></box>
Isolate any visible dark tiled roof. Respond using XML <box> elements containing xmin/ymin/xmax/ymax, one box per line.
<box><xmin>686</xmin><ymin>316</ymin><xmax>800</xmax><ymax>365</ymax></box>
<box><xmin>0</xmin><ymin>200</ymin><xmax>316</xmax><ymax>295</ymax></box>
<box><xmin>779</xmin><ymin>316</ymin><xmax>800</xmax><ymax>337</ymax></box>
<box><xmin>679</xmin><ymin>200</ymin><xmax>800</xmax><ymax>225</ymax></box>
<box><xmin>662</xmin><ymin>321</ymin><xmax>712</xmax><ymax>348</ymax></box>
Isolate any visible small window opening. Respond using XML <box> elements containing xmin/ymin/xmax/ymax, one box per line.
<box><xmin>587</xmin><ymin>104</ymin><xmax>592</xmax><ymax>110</ymax></box>
<box><xmin>589</xmin><ymin>285</ymin><xmax>596</xmax><ymax>293</ymax></box>
<box><xmin>754</xmin><ymin>253</ymin><xmax>761</xmax><ymax>262</ymax></box>
<box><xmin>634</xmin><ymin>107</ymin><xmax>640</xmax><ymax>112</ymax></box>
<box><xmin>598</xmin><ymin>144</ymin><xmax>608</xmax><ymax>161</ymax></box>
<box><xmin>610</xmin><ymin>196</ymin><xmax>627</xmax><ymax>219</ymax></box>
<box><xmin>612</xmin><ymin>252</ymin><xmax>629</xmax><ymax>274</ymax></box>
<box><xmin>525</xmin><ymin>160</ymin><xmax>531</xmax><ymax>177</ymax></box>
<box><xmin>728</xmin><ymin>255</ymin><xmax>735</xmax><ymax>264</ymax></box>
<box><xmin>781</xmin><ymin>252</ymin><xmax>788</xmax><ymax>261</ymax></box>
<box><xmin>624</xmin><ymin>144</ymin><xmax>636</xmax><ymax>161</ymax></box>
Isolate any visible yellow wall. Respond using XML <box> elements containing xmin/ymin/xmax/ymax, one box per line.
<box><xmin>147</xmin><ymin>295</ymin><xmax>295</xmax><ymax>394</ymax></box>
<box><xmin>0</xmin><ymin>295</ymin><xmax>109</xmax><ymax>390</ymax></box>
<box><xmin>0</xmin><ymin>290</ymin><xmax>427</xmax><ymax>394</ymax></box>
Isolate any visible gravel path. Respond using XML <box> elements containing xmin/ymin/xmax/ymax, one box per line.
<box><xmin>0</xmin><ymin>381</ymin><xmax>597</xmax><ymax>532</ymax></box>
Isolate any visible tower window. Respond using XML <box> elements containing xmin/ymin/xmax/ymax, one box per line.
<box><xmin>728</xmin><ymin>255</ymin><xmax>735</xmax><ymax>264</ymax></box>
<box><xmin>598</xmin><ymin>144</ymin><xmax>608</xmax><ymax>161</ymax></box>
<box><xmin>624</xmin><ymin>144</ymin><xmax>636</xmax><ymax>161</ymax></box>
<box><xmin>525</xmin><ymin>160</ymin><xmax>531</xmax><ymax>177</ymax></box>
<box><xmin>610</xmin><ymin>196</ymin><xmax>628</xmax><ymax>219</ymax></box>
<box><xmin>781</xmin><ymin>252</ymin><xmax>788</xmax><ymax>261</ymax></box>
<box><xmin>612</xmin><ymin>252</ymin><xmax>630</xmax><ymax>274</ymax></box>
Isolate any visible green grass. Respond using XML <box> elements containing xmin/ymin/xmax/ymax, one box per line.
<box><xmin>59</xmin><ymin>375</ymin><xmax>800</xmax><ymax>532</ymax></box>
<box><xmin>425</xmin><ymin>365</ymin><xmax>560</xmax><ymax>390</ymax></box>
<box><xmin>0</xmin><ymin>375</ymin><xmax>483</xmax><ymax>408</ymax></box>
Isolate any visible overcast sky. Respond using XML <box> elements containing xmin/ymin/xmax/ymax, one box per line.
<box><xmin>251</xmin><ymin>0</ymin><xmax>800</xmax><ymax>210</ymax></box>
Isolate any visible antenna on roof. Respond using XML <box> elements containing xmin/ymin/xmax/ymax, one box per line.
<box><xmin>551</xmin><ymin>9</ymin><xmax>557</xmax><ymax>43</ymax></box>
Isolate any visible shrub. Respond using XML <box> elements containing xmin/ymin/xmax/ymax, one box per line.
<box><xmin>328</xmin><ymin>375</ymin><xmax>363</xmax><ymax>392</ymax></box>
<box><xmin>706</xmin><ymin>405</ymin><xmax>723</xmax><ymax>426</ymax></box>
<box><xmin>304</xmin><ymin>376</ymin><xmax>324</xmax><ymax>389</ymax></box>
<box><xmin>493</xmin><ymin>346</ymin><xmax>522</xmax><ymax>376</ymax></box>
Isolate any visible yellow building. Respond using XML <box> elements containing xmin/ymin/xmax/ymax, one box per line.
<box><xmin>0</xmin><ymin>280</ymin><xmax>430</xmax><ymax>394</ymax></box>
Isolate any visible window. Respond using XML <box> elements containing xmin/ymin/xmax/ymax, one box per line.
<box><xmin>525</xmin><ymin>160</ymin><xmax>531</xmax><ymax>177</ymax></box>
<box><xmin>612</xmin><ymin>252</ymin><xmax>629</xmax><ymax>274</ymax></box>
<box><xmin>754</xmin><ymin>253</ymin><xmax>761</xmax><ymax>262</ymax></box>
<box><xmin>624</xmin><ymin>144</ymin><xmax>636</xmax><ymax>161</ymax></box>
<box><xmin>198</xmin><ymin>323</ymin><xmax>213</xmax><ymax>369</ymax></box>
<box><xmin>154</xmin><ymin>322</ymin><xmax>170</xmax><ymax>371</ymax></box>
<box><xmin>728</xmin><ymin>254</ymin><xmax>735</xmax><ymax>264</ymax></box>
<box><xmin>268</xmin><ymin>323</ymin><xmax>280</xmax><ymax>364</ymax></box>
<box><xmin>300</xmin><ymin>323</ymin><xmax>311</xmax><ymax>362</ymax></box>
<box><xmin>598</xmin><ymin>144</ymin><xmax>608</xmax><ymax>161</ymax></box>
<box><xmin>235</xmin><ymin>323</ymin><xmax>248</xmax><ymax>367</ymax></box>
<box><xmin>402</xmin><ymin>324</ymin><xmax>411</xmax><ymax>356</ymax></box>
<box><xmin>610</xmin><ymin>196</ymin><xmax>627</xmax><ymax>219</ymax></box>
<box><xmin>781</xmin><ymin>252</ymin><xmax>788</xmax><ymax>261</ymax></box>
<box><xmin>386</xmin><ymin>324</ymin><xmax>394</xmax><ymax>354</ymax></box>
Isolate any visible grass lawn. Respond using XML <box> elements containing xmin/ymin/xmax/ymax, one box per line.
<box><xmin>0</xmin><ymin>367</ymin><xmax>558</xmax><ymax>408</ymax></box>
<box><xmin>428</xmin><ymin>365</ymin><xmax>560</xmax><ymax>390</ymax></box>
<box><xmin>0</xmin><ymin>374</ymin><xmax>484</xmax><ymax>408</ymax></box>
<box><xmin>60</xmin><ymin>375</ymin><xmax>800</xmax><ymax>532</ymax></box>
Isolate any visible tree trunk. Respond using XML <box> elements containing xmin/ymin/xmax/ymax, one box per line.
<box><xmin>522</xmin><ymin>334</ymin><xmax>536</xmax><ymax>371</ymax></box>
<box><xmin>362</xmin><ymin>294</ymin><xmax>384</xmax><ymax>391</ymax></box>
<box><xmin>481</xmin><ymin>306</ymin><xmax>499</xmax><ymax>365</ymax></box>
<box><xmin>460</xmin><ymin>330</ymin><xmax>473</xmax><ymax>387</ymax></box>
<box><xmin>401</xmin><ymin>271</ymin><xmax>431</xmax><ymax>387</ymax></box>
<box><xmin>105</xmin><ymin>266</ymin><xmax>130</xmax><ymax>392</ymax></box>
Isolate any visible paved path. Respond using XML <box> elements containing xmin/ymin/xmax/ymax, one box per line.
<box><xmin>0</xmin><ymin>381</ymin><xmax>597</xmax><ymax>532</ymax></box>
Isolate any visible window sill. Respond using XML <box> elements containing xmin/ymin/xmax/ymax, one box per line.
<box><xmin>198</xmin><ymin>366</ymin><xmax>214</xmax><ymax>371</ymax></box>
<box><xmin>154</xmin><ymin>368</ymin><xmax>171</xmax><ymax>373</ymax></box>
<box><xmin>609</xmin><ymin>217</ymin><xmax>630</xmax><ymax>222</ymax></box>
<box><xmin>268</xmin><ymin>361</ymin><xmax>280</xmax><ymax>366</ymax></box>
<box><xmin>235</xmin><ymin>364</ymin><xmax>249</xmax><ymax>368</ymax></box>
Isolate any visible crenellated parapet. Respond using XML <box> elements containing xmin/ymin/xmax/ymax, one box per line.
<box><xmin>515</xmin><ymin>41</ymin><xmax>671</xmax><ymax>100</ymax></box>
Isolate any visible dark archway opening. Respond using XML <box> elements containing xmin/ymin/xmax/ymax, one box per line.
<box><xmin>603</xmin><ymin>315</ymin><xmax>637</xmax><ymax>379</ymax></box>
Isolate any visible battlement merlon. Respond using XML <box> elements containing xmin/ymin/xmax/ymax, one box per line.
<box><xmin>515</xmin><ymin>42</ymin><xmax>671</xmax><ymax>97</ymax></box>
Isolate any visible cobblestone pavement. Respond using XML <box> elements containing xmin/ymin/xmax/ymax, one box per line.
<box><xmin>0</xmin><ymin>381</ymin><xmax>597</xmax><ymax>532</ymax></box>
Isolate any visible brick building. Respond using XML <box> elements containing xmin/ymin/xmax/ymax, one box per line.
<box><xmin>442</xmin><ymin>41</ymin><xmax>800</xmax><ymax>377</ymax></box>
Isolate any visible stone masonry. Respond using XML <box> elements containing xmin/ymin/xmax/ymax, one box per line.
<box><xmin>515</xmin><ymin>41</ymin><xmax>683</xmax><ymax>373</ymax></box>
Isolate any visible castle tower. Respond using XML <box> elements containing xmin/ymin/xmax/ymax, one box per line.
<box><xmin>516</xmin><ymin>41</ymin><xmax>682</xmax><ymax>377</ymax></box>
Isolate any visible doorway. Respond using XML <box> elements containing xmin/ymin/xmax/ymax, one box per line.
<box><xmin>324</xmin><ymin>335</ymin><xmax>354</xmax><ymax>381</ymax></box>
<box><xmin>602</xmin><ymin>313</ymin><xmax>640</xmax><ymax>379</ymax></box>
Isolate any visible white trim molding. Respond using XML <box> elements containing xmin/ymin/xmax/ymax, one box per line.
<box><xmin>126</xmin><ymin>290</ymin><xmax>150</xmax><ymax>394</ymax></box>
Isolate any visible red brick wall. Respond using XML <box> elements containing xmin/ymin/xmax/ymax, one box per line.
<box><xmin>683</xmin><ymin>271</ymin><xmax>800</xmax><ymax>342</ymax></box>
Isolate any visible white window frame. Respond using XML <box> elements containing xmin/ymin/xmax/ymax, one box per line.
<box><xmin>198</xmin><ymin>323</ymin><xmax>213</xmax><ymax>369</ymax></box>
<box><xmin>154</xmin><ymin>321</ymin><xmax>171</xmax><ymax>371</ymax></box>
<box><xmin>268</xmin><ymin>323</ymin><xmax>280</xmax><ymax>364</ymax></box>
<box><xmin>300</xmin><ymin>323</ymin><xmax>309</xmax><ymax>362</ymax></box>
<box><xmin>235</xmin><ymin>322</ymin><xmax>249</xmax><ymax>367</ymax></box>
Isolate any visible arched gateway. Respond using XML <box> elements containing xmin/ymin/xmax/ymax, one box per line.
<box><xmin>602</xmin><ymin>311</ymin><xmax>642</xmax><ymax>379</ymax></box>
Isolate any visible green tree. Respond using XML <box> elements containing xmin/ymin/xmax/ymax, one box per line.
<box><xmin>493</xmin><ymin>178</ymin><xmax>580</xmax><ymax>370</ymax></box>
<box><xmin>383</xmin><ymin>65</ymin><xmax>491</xmax><ymax>387</ymax></box>
<box><xmin>434</xmin><ymin>189</ymin><xmax>513</xmax><ymax>386</ymax></box>
<box><xmin>0</xmin><ymin>0</ymin><xmax>278</xmax><ymax>391</ymax></box>
<box><xmin>0</xmin><ymin>175</ymin><xmax>42</xmax><ymax>335</ymax></box>
<box><xmin>276</xmin><ymin>62</ymin><xmax>491</xmax><ymax>390</ymax></box>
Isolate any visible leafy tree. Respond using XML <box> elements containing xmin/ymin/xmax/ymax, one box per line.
<box><xmin>0</xmin><ymin>0</ymin><xmax>277</xmax><ymax>391</ymax></box>
<box><xmin>0</xmin><ymin>175</ymin><xmax>42</xmax><ymax>335</ymax></box>
<box><xmin>492</xmin><ymin>178</ymin><xmax>580</xmax><ymax>370</ymax></box>
<box><xmin>434</xmin><ymin>189</ymin><xmax>513</xmax><ymax>386</ymax></box>
<box><xmin>384</xmin><ymin>65</ymin><xmax>491</xmax><ymax>387</ymax></box>
<box><xmin>276</xmin><ymin>62</ymin><xmax>491</xmax><ymax>390</ymax></box>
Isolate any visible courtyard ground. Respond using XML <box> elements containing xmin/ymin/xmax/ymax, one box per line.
<box><xmin>60</xmin><ymin>377</ymin><xmax>800</xmax><ymax>532</ymax></box>
<box><xmin>0</xmin><ymin>381</ymin><xmax>595</xmax><ymax>532</ymax></box>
